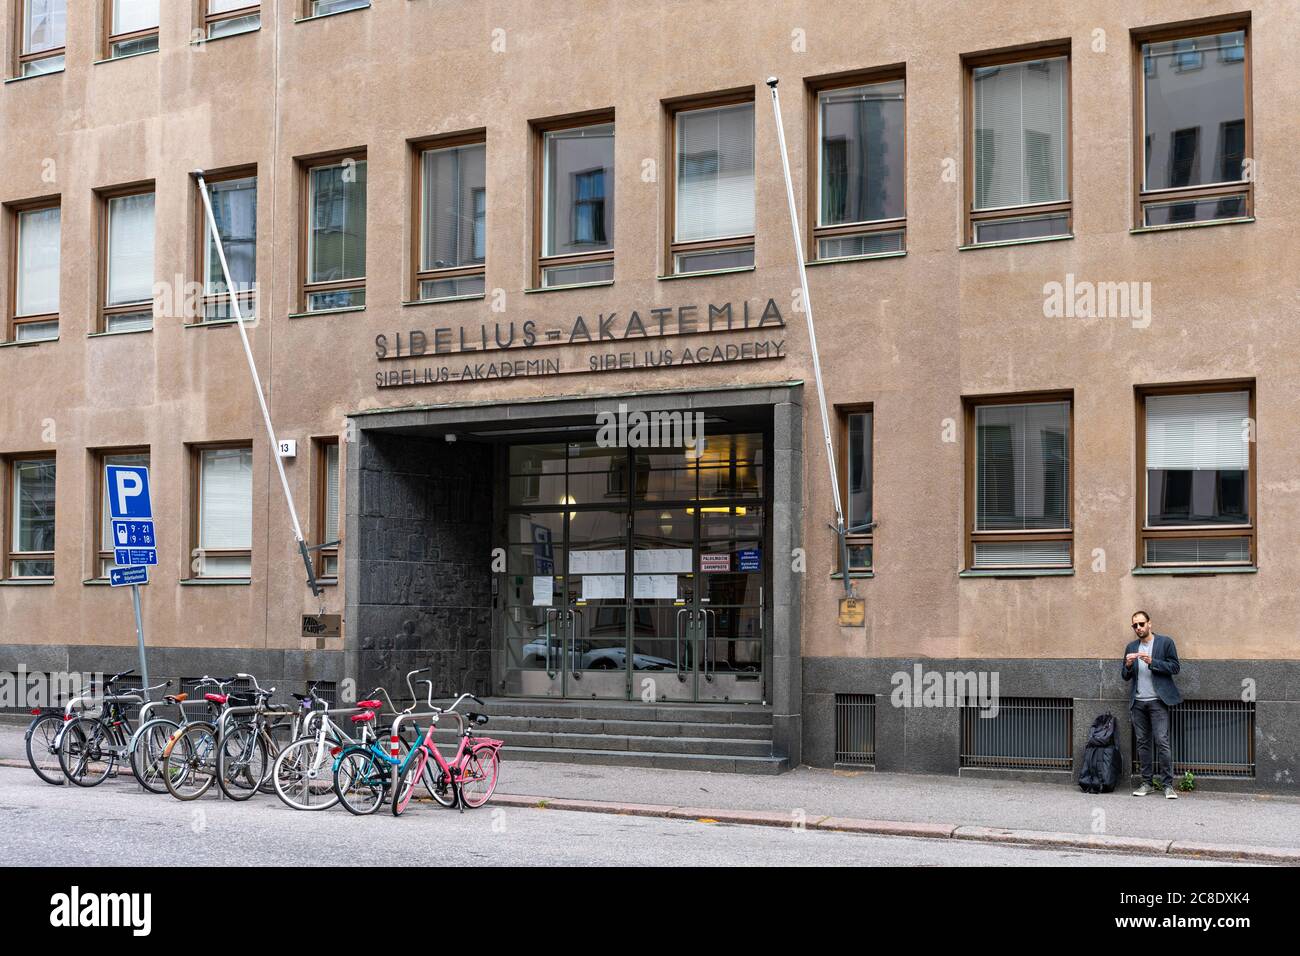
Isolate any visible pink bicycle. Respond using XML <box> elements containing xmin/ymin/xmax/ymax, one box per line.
<box><xmin>392</xmin><ymin>693</ymin><xmax>503</xmax><ymax>816</ymax></box>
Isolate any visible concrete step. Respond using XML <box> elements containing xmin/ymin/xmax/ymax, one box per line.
<box><xmin>495</xmin><ymin>746</ymin><xmax>790</xmax><ymax>775</ymax></box>
<box><xmin>471</xmin><ymin>698</ymin><xmax>772</xmax><ymax>726</ymax></box>
<box><xmin>432</xmin><ymin>728</ymin><xmax>773</xmax><ymax>758</ymax></box>
<box><xmin>455</xmin><ymin>714</ymin><xmax>773</xmax><ymax>741</ymax></box>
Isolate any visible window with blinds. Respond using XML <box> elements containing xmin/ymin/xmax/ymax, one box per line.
<box><xmin>102</xmin><ymin>188</ymin><xmax>155</xmax><ymax>333</ymax></box>
<box><xmin>838</xmin><ymin>407</ymin><xmax>874</xmax><ymax>572</ymax></box>
<box><xmin>413</xmin><ymin>136</ymin><xmax>486</xmax><ymax>301</ymax></box>
<box><xmin>966</xmin><ymin>49</ymin><xmax>1071</xmax><ymax>245</ymax></box>
<box><xmin>108</xmin><ymin>0</ymin><xmax>159</xmax><ymax>59</ymax></box>
<box><xmin>670</xmin><ymin>96</ymin><xmax>755</xmax><ymax>274</ymax></box>
<box><xmin>199</xmin><ymin>172</ymin><xmax>257</xmax><ymax>322</ymax></box>
<box><xmin>205</xmin><ymin>2</ymin><xmax>260</xmax><ymax>39</ymax></box>
<box><xmin>1137</xmin><ymin>23</ymin><xmax>1251</xmax><ymax>227</ymax></box>
<box><xmin>813</xmin><ymin>74</ymin><xmax>906</xmax><ymax>261</ymax></box>
<box><xmin>302</xmin><ymin>154</ymin><xmax>366</xmax><ymax>312</ymax></box>
<box><xmin>538</xmin><ymin>118</ymin><xmax>614</xmax><ymax>288</ymax></box>
<box><xmin>196</xmin><ymin>445</ymin><xmax>253</xmax><ymax>578</ymax></box>
<box><xmin>8</xmin><ymin>456</ymin><xmax>56</xmax><ymax>578</ymax></box>
<box><xmin>18</xmin><ymin>0</ymin><xmax>65</xmax><ymax>76</ymax></box>
<box><xmin>12</xmin><ymin>203</ymin><xmax>60</xmax><ymax>342</ymax></box>
<box><xmin>318</xmin><ymin>440</ymin><xmax>340</xmax><ymax>578</ymax></box>
<box><xmin>967</xmin><ymin>397</ymin><xmax>1072</xmax><ymax>570</ymax></box>
<box><xmin>1141</xmin><ymin>388</ymin><xmax>1253</xmax><ymax>566</ymax></box>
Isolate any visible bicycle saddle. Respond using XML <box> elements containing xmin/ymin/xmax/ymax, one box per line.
<box><xmin>357</xmin><ymin>699</ymin><xmax>383</xmax><ymax>709</ymax></box>
<box><xmin>165</xmin><ymin>693</ymin><xmax>189</xmax><ymax>704</ymax></box>
<box><xmin>204</xmin><ymin>693</ymin><xmax>228</xmax><ymax>704</ymax></box>
<box><xmin>351</xmin><ymin>711</ymin><xmax>376</xmax><ymax>724</ymax></box>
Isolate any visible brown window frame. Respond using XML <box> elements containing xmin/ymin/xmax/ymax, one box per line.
<box><xmin>835</xmin><ymin>403</ymin><xmax>874</xmax><ymax>573</ymax></box>
<box><xmin>13</xmin><ymin>0</ymin><xmax>66</xmax><ymax>76</ymax></box>
<box><xmin>5</xmin><ymin>194</ymin><xmax>61</xmax><ymax>342</ymax></box>
<box><xmin>303</xmin><ymin>0</ymin><xmax>369</xmax><ymax>18</ymax></box>
<box><xmin>530</xmin><ymin>110</ymin><xmax>615</xmax><ymax>289</ymax></box>
<box><xmin>963</xmin><ymin>391</ymin><xmax>1074</xmax><ymax>571</ymax></box>
<box><xmin>102</xmin><ymin>0</ymin><xmax>160</xmax><ymax>59</ymax></box>
<box><xmin>962</xmin><ymin>41</ymin><xmax>1073</xmax><ymax>246</ymax></box>
<box><xmin>96</xmin><ymin>180</ymin><xmax>156</xmax><ymax>333</ymax></box>
<box><xmin>4</xmin><ymin>452</ymin><xmax>56</xmax><ymax>580</ymax></box>
<box><xmin>298</xmin><ymin>148</ymin><xmax>367</xmax><ymax>314</ymax></box>
<box><xmin>806</xmin><ymin>66</ymin><xmax>907</xmax><ymax>262</ymax></box>
<box><xmin>664</xmin><ymin>87</ymin><xmax>756</xmax><ymax>276</ymax></box>
<box><xmin>1135</xmin><ymin>380</ymin><xmax>1256</xmax><ymax>569</ymax></box>
<box><xmin>189</xmin><ymin>441</ymin><xmax>253</xmax><ymax>580</ymax></box>
<box><xmin>407</xmin><ymin>130</ymin><xmax>486</xmax><ymax>302</ymax></box>
<box><xmin>192</xmin><ymin>165</ymin><xmax>257</xmax><ymax>325</ymax></box>
<box><xmin>92</xmin><ymin>446</ymin><xmax>149</xmax><ymax>579</ymax></box>
<box><xmin>314</xmin><ymin>437</ymin><xmax>340</xmax><ymax>580</ymax></box>
<box><xmin>1131</xmin><ymin>15</ymin><xmax>1253</xmax><ymax>229</ymax></box>
<box><xmin>203</xmin><ymin>1</ymin><xmax>259</xmax><ymax>38</ymax></box>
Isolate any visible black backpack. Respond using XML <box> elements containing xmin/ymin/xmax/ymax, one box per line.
<box><xmin>1077</xmin><ymin>712</ymin><xmax>1124</xmax><ymax>794</ymax></box>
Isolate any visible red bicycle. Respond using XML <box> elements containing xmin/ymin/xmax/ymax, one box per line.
<box><xmin>392</xmin><ymin>693</ymin><xmax>503</xmax><ymax>816</ymax></box>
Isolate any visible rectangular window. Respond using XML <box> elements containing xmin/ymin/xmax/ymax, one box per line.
<box><xmin>412</xmin><ymin>136</ymin><xmax>486</xmax><ymax>301</ymax></box>
<box><xmin>95</xmin><ymin>449</ymin><xmax>148</xmax><ymax>577</ymax></box>
<box><xmin>101</xmin><ymin>186</ymin><xmax>155</xmax><ymax>333</ymax></box>
<box><xmin>1139</xmin><ymin>385</ymin><xmax>1253</xmax><ymax>567</ymax></box>
<box><xmin>1136</xmin><ymin>21</ymin><xmax>1251</xmax><ymax>226</ymax></box>
<box><xmin>205</xmin><ymin>1</ymin><xmax>259</xmax><ymax>39</ymax></box>
<box><xmin>836</xmin><ymin>406</ymin><xmax>873</xmax><ymax>572</ymax></box>
<box><xmin>301</xmin><ymin>153</ymin><xmax>366</xmax><ymax>312</ymax></box>
<box><xmin>812</xmin><ymin>73</ymin><xmax>905</xmax><ymax>260</ymax></box>
<box><xmin>107</xmin><ymin>0</ymin><xmax>159</xmax><ymax>58</ymax></box>
<box><xmin>194</xmin><ymin>445</ymin><xmax>253</xmax><ymax>578</ymax></box>
<box><xmin>669</xmin><ymin>93</ymin><xmax>755</xmax><ymax>274</ymax></box>
<box><xmin>966</xmin><ymin>396</ymin><xmax>1072</xmax><ymax>570</ymax></box>
<box><xmin>316</xmin><ymin>439</ymin><xmax>340</xmax><ymax>578</ymax></box>
<box><xmin>966</xmin><ymin>47</ymin><xmax>1071</xmax><ymax>245</ymax></box>
<box><xmin>536</xmin><ymin>116</ymin><xmax>614</xmax><ymax>288</ymax></box>
<box><xmin>308</xmin><ymin>0</ymin><xmax>368</xmax><ymax>17</ymax></box>
<box><xmin>8</xmin><ymin>456</ymin><xmax>55</xmax><ymax>578</ymax></box>
<box><xmin>9</xmin><ymin>201</ymin><xmax>60</xmax><ymax>342</ymax></box>
<box><xmin>197</xmin><ymin>171</ymin><xmax>257</xmax><ymax>322</ymax></box>
<box><xmin>16</xmin><ymin>0</ymin><xmax>65</xmax><ymax>76</ymax></box>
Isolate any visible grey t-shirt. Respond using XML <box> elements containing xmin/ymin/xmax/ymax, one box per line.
<box><xmin>1135</xmin><ymin>639</ymin><xmax>1157</xmax><ymax>700</ymax></box>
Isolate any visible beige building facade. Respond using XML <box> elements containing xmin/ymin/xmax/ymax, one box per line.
<box><xmin>1</xmin><ymin>1</ymin><xmax>1296</xmax><ymax>786</ymax></box>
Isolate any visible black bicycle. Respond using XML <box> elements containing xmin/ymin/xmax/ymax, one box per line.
<box><xmin>56</xmin><ymin>670</ymin><xmax>170</xmax><ymax>787</ymax></box>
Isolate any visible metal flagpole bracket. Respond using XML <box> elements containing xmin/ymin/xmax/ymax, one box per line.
<box><xmin>193</xmin><ymin>170</ymin><xmax>326</xmax><ymax>599</ymax></box>
<box><xmin>766</xmin><ymin>77</ymin><xmax>862</xmax><ymax>624</ymax></box>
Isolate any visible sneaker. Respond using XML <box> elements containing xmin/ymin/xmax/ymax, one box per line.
<box><xmin>1165</xmin><ymin>787</ymin><xmax>1179</xmax><ymax>800</ymax></box>
<box><xmin>1132</xmin><ymin>783</ymin><xmax>1156</xmax><ymax>796</ymax></box>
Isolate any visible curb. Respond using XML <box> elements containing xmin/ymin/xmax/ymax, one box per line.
<box><xmin>492</xmin><ymin>792</ymin><xmax>1300</xmax><ymax>864</ymax></box>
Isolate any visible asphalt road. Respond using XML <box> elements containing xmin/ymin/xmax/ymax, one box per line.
<box><xmin>0</xmin><ymin>766</ymin><xmax>1243</xmax><ymax>867</ymax></box>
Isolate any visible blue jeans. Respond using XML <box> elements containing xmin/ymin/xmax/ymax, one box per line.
<box><xmin>1131</xmin><ymin>698</ymin><xmax>1173</xmax><ymax>788</ymax></box>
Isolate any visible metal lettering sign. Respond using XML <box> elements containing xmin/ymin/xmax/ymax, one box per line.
<box><xmin>301</xmin><ymin>614</ymin><xmax>342</xmax><ymax>639</ymax></box>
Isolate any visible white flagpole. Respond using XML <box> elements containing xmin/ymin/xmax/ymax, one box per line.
<box><xmin>766</xmin><ymin>78</ymin><xmax>853</xmax><ymax>597</ymax></box>
<box><xmin>193</xmin><ymin>171</ymin><xmax>323</xmax><ymax>597</ymax></box>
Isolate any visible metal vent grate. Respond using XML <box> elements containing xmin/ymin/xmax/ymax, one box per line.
<box><xmin>1130</xmin><ymin>700</ymin><xmax>1255</xmax><ymax>779</ymax></box>
<box><xmin>834</xmin><ymin>694</ymin><xmax>876</xmax><ymax>766</ymax></box>
<box><xmin>961</xmin><ymin>696</ymin><xmax>1073</xmax><ymax>770</ymax></box>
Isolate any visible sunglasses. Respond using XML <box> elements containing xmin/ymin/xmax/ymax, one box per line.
<box><xmin>1131</xmin><ymin>622</ymin><xmax>1149</xmax><ymax>629</ymax></box>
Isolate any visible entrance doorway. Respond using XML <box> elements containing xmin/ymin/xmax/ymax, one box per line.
<box><xmin>499</xmin><ymin>432</ymin><xmax>768</xmax><ymax>703</ymax></box>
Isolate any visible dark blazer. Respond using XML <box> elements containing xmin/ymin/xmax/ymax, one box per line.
<box><xmin>1121</xmin><ymin>634</ymin><xmax>1183</xmax><ymax>706</ymax></box>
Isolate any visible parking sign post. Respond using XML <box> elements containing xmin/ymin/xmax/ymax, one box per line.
<box><xmin>106</xmin><ymin>465</ymin><xmax>157</xmax><ymax>699</ymax></box>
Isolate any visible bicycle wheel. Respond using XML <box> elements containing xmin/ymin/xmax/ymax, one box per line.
<box><xmin>217</xmin><ymin>723</ymin><xmax>269</xmax><ymax>801</ymax></box>
<box><xmin>129</xmin><ymin>719</ymin><xmax>180</xmax><ymax>794</ymax></box>
<box><xmin>274</xmin><ymin>737</ymin><xmax>341</xmax><ymax>811</ymax></box>
<box><xmin>334</xmin><ymin>748</ymin><xmax>387</xmax><ymax>816</ymax></box>
<box><xmin>25</xmin><ymin>713</ymin><xmax>68</xmax><ymax>786</ymax></box>
<box><xmin>392</xmin><ymin>749</ymin><xmax>428</xmax><ymax>817</ymax></box>
<box><xmin>58</xmin><ymin>717</ymin><xmax>112</xmax><ymax>787</ymax></box>
<box><xmin>459</xmin><ymin>746</ymin><xmax>500</xmax><ymax>808</ymax></box>
<box><xmin>164</xmin><ymin>724</ymin><xmax>217</xmax><ymax>801</ymax></box>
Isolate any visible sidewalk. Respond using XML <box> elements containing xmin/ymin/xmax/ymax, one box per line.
<box><xmin>5</xmin><ymin>717</ymin><xmax>1296</xmax><ymax>862</ymax></box>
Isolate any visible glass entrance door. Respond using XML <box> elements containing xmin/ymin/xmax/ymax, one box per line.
<box><xmin>499</xmin><ymin>433</ymin><xmax>767</xmax><ymax>702</ymax></box>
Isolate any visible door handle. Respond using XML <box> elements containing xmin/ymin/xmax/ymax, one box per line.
<box><xmin>674</xmin><ymin>608</ymin><xmax>690</xmax><ymax>681</ymax></box>
<box><xmin>544</xmin><ymin>609</ymin><xmax>561</xmax><ymax>679</ymax></box>
<box><xmin>568</xmin><ymin>608</ymin><xmax>583</xmax><ymax>679</ymax></box>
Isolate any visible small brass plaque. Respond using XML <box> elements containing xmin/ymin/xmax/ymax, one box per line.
<box><xmin>838</xmin><ymin>597</ymin><xmax>865</xmax><ymax>628</ymax></box>
<box><xmin>302</xmin><ymin>614</ymin><xmax>342</xmax><ymax>640</ymax></box>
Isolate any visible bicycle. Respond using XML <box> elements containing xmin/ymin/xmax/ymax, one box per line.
<box><xmin>271</xmin><ymin>683</ymin><xmax>388</xmax><ymax>811</ymax></box>
<box><xmin>215</xmin><ymin>673</ymin><xmax>297</xmax><ymax>802</ymax></box>
<box><xmin>24</xmin><ymin>678</ymin><xmax>94</xmax><ymax>786</ymax></box>
<box><xmin>160</xmin><ymin>676</ymin><xmax>244</xmax><ymax>801</ymax></box>
<box><xmin>392</xmin><ymin>692</ymin><xmax>503</xmax><ymax>816</ymax></box>
<box><xmin>127</xmin><ymin>679</ymin><xmax>227</xmax><ymax>794</ymax></box>
<box><xmin>56</xmin><ymin>671</ymin><xmax>171</xmax><ymax>787</ymax></box>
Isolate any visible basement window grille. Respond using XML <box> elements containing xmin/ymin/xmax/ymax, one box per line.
<box><xmin>1130</xmin><ymin>699</ymin><xmax>1255</xmax><ymax>779</ymax></box>
<box><xmin>960</xmin><ymin>696</ymin><xmax>1073</xmax><ymax>770</ymax></box>
<box><xmin>834</xmin><ymin>693</ymin><xmax>876</xmax><ymax>766</ymax></box>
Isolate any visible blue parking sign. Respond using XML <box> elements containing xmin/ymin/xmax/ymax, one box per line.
<box><xmin>109</xmin><ymin>566</ymin><xmax>149</xmax><ymax>588</ymax></box>
<box><xmin>106</xmin><ymin>465</ymin><xmax>152</xmax><ymax>520</ymax></box>
<box><xmin>112</xmin><ymin>519</ymin><xmax>157</xmax><ymax>567</ymax></box>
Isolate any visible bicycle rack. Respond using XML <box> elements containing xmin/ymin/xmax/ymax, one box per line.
<box><xmin>387</xmin><ymin>709</ymin><xmax>449</xmax><ymax>792</ymax></box>
<box><xmin>54</xmin><ymin>692</ymin><xmax>145</xmax><ymax>748</ymax></box>
<box><xmin>215</xmin><ymin>703</ymin><xmax>301</xmax><ymax>801</ymax></box>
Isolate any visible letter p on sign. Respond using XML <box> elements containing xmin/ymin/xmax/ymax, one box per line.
<box><xmin>106</xmin><ymin>465</ymin><xmax>153</xmax><ymax>520</ymax></box>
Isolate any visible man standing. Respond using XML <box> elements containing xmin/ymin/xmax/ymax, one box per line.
<box><xmin>1123</xmin><ymin>610</ymin><xmax>1183</xmax><ymax>799</ymax></box>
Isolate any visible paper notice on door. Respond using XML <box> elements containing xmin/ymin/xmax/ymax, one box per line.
<box><xmin>581</xmin><ymin>574</ymin><xmax>625</xmax><ymax>601</ymax></box>
<box><xmin>570</xmin><ymin>549</ymin><xmax>626</xmax><ymax>574</ymax></box>
<box><xmin>633</xmin><ymin>548</ymin><xmax>693</xmax><ymax>573</ymax></box>
<box><xmin>531</xmin><ymin>576</ymin><xmax>553</xmax><ymax>606</ymax></box>
<box><xmin>633</xmin><ymin>574</ymin><xmax>678</xmax><ymax>600</ymax></box>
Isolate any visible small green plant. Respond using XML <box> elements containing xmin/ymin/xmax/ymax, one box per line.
<box><xmin>1177</xmin><ymin>770</ymin><xmax>1195</xmax><ymax>792</ymax></box>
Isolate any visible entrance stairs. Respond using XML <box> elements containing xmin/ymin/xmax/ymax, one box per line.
<box><xmin>431</xmin><ymin>698</ymin><xmax>789</xmax><ymax>774</ymax></box>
